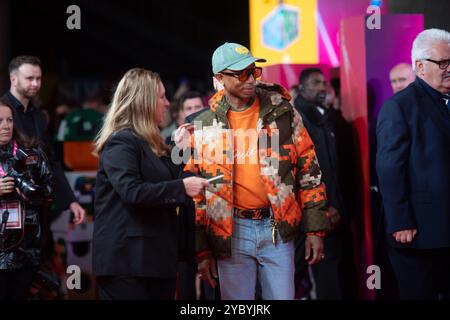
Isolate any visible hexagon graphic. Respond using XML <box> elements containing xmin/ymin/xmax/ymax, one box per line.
<box><xmin>261</xmin><ymin>4</ymin><xmax>300</xmax><ymax>51</ymax></box>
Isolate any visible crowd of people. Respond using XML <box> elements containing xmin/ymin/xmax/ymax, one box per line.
<box><xmin>0</xmin><ymin>27</ymin><xmax>449</xmax><ymax>300</ymax></box>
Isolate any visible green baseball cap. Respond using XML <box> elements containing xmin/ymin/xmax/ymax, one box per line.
<box><xmin>212</xmin><ymin>42</ymin><xmax>266</xmax><ymax>74</ymax></box>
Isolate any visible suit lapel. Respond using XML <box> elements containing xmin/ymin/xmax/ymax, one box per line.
<box><xmin>413</xmin><ymin>81</ymin><xmax>450</xmax><ymax>144</ymax></box>
<box><xmin>136</xmin><ymin>136</ymin><xmax>173</xmax><ymax>180</ymax></box>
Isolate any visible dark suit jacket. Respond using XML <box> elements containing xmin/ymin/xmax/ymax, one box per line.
<box><xmin>92</xmin><ymin>129</ymin><xmax>188</xmax><ymax>278</ymax></box>
<box><xmin>376</xmin><ymin>78</ymin><xmax>450</xmax><ymax>249</ymax></box>
<box><xmin>1</xmin><ymin>92</ymin><xmax>76</xmax><ymax>210</ymax></box>
<box><xmin>294</xmin><ymin>96</ymin><xmax>349</xmax><ymax>222</ymax></box>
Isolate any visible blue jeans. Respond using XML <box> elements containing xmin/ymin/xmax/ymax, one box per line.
<box><xmin>217</xmin><ymin>216</ymin><xmax>295</xmax><ymax>300</ymax></box>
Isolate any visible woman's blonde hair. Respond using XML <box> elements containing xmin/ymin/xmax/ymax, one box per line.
<box><xmin>94</xmin><ymin>68</ymin><xmax>167</xmax><ymax>156</ymax></box>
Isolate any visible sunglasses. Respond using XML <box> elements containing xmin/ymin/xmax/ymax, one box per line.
<box><xmin>221</xmin><ymin>67</ymin><xmax>263</xmax><ymax>82</ymax></box>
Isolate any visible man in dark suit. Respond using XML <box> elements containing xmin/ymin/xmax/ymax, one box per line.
<box><xmin>2</xmin><ymin>56</ymin><xmax>85</xmax><ymax>254</ymax></box>
<box><xmin>376</xmin><ymin>28</ymin><xmax>450</xmax><ymax>299</ymax></box>
<box><xmin>293</xmin><ymin>68</ymin><xmax>356</xmax><ymax>299</ymax></box>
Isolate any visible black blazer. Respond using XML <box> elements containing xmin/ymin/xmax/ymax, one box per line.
<box><xmin>92</xmin><ymin>129</ymin><xmax>188</xmax><ymax>278</ymax></box>
<box><xmin>294</xmin><ymin>96</ymin><xmax>346</xmax><ymax>220</ymax></box>
<box><xmin>376</xmin><ymin>78</ymin><xmax>450</xmax><ymax>249</ymax></box>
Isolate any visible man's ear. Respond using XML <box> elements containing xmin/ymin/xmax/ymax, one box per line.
<box><xmin>213</xmin><ymin>75</ymin><xmax>224</xmax><ymax>92</ymax></box>
<box><xmin>415</xmin><ymin>60</ymin><xmax>424</xmax><ymax>76</ymax></box>
<box><xmin>214</xmin><ymin>74</ymin><xmax>223</xmax><ymax>83</ymax></box>
<box><xmin>9</xmin><ymin>72</ymin><xmax>16</xmax><ymax>85</ymax></box>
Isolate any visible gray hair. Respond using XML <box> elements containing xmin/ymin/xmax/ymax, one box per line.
<box><xmin>411</xmin><ymin>28</ymin><xmax>450</xmax><ymax>71</ymax></box>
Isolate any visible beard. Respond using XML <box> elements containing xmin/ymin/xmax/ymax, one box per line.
<box><xmin>19</xmin><ymin>88</ymin><xmax>39</xmax><ymax>100</ymax></box>
<box><xmin>315</xmin><ymin>94</ymin><xmax>326</xmax><ymax>105</ymax></box>
<box><xmin>16</xmin><ymin>83</ymin><xmax>39</xmax><ymax>100</ymax></box>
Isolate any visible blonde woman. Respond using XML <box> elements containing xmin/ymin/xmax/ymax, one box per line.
<box><xmin>92</xmin><ymin>68</ymin><xmax>208</xmax><ymax>300</ymax></box>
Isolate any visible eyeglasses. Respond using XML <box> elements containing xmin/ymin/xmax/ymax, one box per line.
<box><xmin>221</xmin><ymin>67</ymin><xmax>263</xmax><ymax>82</ymax></box>
<box><xmin>423</xmin><ymin>58</ymin><xmax>450</xmax><ymax>70</ymax></box>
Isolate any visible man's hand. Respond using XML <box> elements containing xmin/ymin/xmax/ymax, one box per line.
<box><xmin>326</xmin><ymin>206</ymin><xmax>341</xmax><ymax>230</ymax></box>
<box><xmin>393</xmin><ymin>229</ymin><xmax>417</xmax><ymax>243</ymax></box>
<box><xmin>305</xmin><ymin>234</ymin><xmax>325</xmax><ymax>265</ymax></box>
<box><xmin>70</xmin><ymin>202</ymin><xmax>85</xmax><ymax>224</ymax></box>
<box><xmin>198</xmin><ymin>255</ymin><xmax>218</xmax><ymax>288</ymax></box>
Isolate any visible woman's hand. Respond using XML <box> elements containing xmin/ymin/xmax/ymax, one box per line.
<box><xmin>0</xmin><ymin>177</ymin><xmax>15</xmax><ymax>196</ymax></box>
<box><xmin>183</xmin><ymin>176</ymin><xmax>209</xmax><ymax>197</ymax></box>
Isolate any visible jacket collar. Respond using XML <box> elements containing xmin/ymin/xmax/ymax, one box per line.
<box><xmin>6</xmin><ymin>91</ymin><xmax>35</xmax><ymax>113</ymax></box>
<box><xmin>208</xmin><ymin>81</ymin><xmax>292</xmax><ymax>125</ymax></box>
<box><xmin>294</xmin><ymin>95</ymin><xmax>326</xmax><ymax>125</ymax></box>
<box><xmin>412</xmin><ymin>77</ymin><xmax>450</xmax><ymax>143</ymax></box>
<box><xmin>415</xmin><ymin>77</ymin><xmax>443</xmax><ymax>103</ymax></box>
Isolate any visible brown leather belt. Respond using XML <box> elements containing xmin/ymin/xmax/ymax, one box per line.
<box><xmin>234</xmin><ymin>207</ymin><xmax>271</xmax><ymax>220</ymax></box>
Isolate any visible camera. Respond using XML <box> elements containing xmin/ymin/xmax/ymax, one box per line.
<box><xmin>3</xmin><ymin>147</ymin><xmax>53</xmax><ymax>204</ymax></box>
<box><xmin>6</xmin><ymin>169</ymin><xmax>42</xmax><ymax>200</ymax></box>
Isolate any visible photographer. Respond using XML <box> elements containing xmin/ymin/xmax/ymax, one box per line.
<box><xmin>0</xmin><ymin>98</ymin><xmax>53</xmax><ymax>300</ymax></box>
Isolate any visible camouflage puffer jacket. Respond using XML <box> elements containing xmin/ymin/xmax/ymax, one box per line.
<box><xmin>184</xmin><ymin>82</ymin><xmax>331</xmax><ymax>259</ymax></box>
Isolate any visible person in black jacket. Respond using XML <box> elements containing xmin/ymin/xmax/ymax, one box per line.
<box><xmin>2</xmin><ymin>56</ymin><xmax>85</xmax><ymax>256</ymax></box>
<box><xmin>0</xmin><ymin>98</ymin><xmax>54</xmax><ymax>300</ymax></box>
<box><xmin>92</xmin><ymin>68</ymin><xmax>208</xmax><ymax>300</ymax></box>
<box><xmin>293</xmin><ymin>68</ymin><xmax>356</xmax><ymax>299</ymax></box>
<box><xmin>376</xmin><ymin>28</ymin><xmax>450</xmax><ymax>299</ymax></box>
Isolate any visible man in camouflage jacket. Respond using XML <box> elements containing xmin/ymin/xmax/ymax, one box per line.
<box><xmin>183</xmin><ymin>42</ymin><xmax>330</xmax><ymax>300</ymax></box>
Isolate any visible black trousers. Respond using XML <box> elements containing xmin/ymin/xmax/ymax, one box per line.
<box><xmin>97</xmin><ymin>275</ymin><xmax>176</xmax><ymax>300</ymax></box>
<box><xmin>388</xmin><ymin>246</ymin><xmax>450</xmax><ymax>299</ymax></box>
<box><xmin>294</xmin><ymin>227</ymin><xmax>357</xmax><ymax>299</ymax></box>
<box><xmin>0</xmin><ymin>267</ymin><xmax>37</xmax><ymax>300</ymax></box>
<box><xmin>177</xmin><ymin>261</ymin><xmax>196</xmax><ymax>299</ymax></box>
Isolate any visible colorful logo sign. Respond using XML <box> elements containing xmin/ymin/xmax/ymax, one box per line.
<box><xmin>262</xmin><ymin>5</ymin><xmax>299</xmax><ymax>51</ymax></box>
<box><xmin>250</xmin><ymin>0</ymin><xmax>318</xmax><ymax>65</ymax></box>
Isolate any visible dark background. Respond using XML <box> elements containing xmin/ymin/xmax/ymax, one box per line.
<box><xmin>1</xmin><ymin>0</ymin><xmax>449</xmax><ymax>100</ymax></box>
<box><xmin>0</xmin><ymin>0</ymin><xmax>249</xmax><ymax>97</ymax></box>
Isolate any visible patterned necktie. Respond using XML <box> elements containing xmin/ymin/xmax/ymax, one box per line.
<box><xmin>443</xmin><ymin>94</ymin><xmax>450</xmax><ymax>114</ymax></box>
